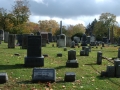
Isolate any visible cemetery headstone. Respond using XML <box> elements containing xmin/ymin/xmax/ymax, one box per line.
<box><xmin>48</xmin><ymin>32</ymin><xmax>52</xmax><ymax>42</ymax></box>
<box><xmin>22</xmin><ymin>34</ymin><xmax>29</xmax><ymax>49</ymax></box>
<box><xmin>114</xmin><ymin>59</ymin><xmax>120</xmax><ymax>77</ymax></box>
<box><xmin>66</xmin><ymin>50</ymin><xmax>79</xmax><ymax>68</ymax></box>
<box><xmin>32</xmin><ymin>68</ymin><xmax>56</xmax><ymax>83</ymax></box>
<box><xmin>97</xmin><ymin>51</ymin><xmax>102</xmax><ymax>65</ymax></box>
<box><xmin>24</xmin><ymin>36</ymin><xmax>44</xmax><ymax>67</ymax></box>
<box><xmin>87</xmin><ymin>36</ymin><xmax>91</xmax><ymax>44</ymax></box>
<box><xmin>4</xmin><ymin>32</ymin><xmax>9</xmax><ymax>43</ymax></box>
<box><xmin>41</xmin><ymin>32</ymin><xmax>49</xmax><ymax>43</ymax></box>
<box><xmin>90</xmin><ymin>35</ymin><xmax>96</xmax><ymax>46</ymax></box>
<box><xmin>8</xmin><ymin>34</ymin><xmax>16</xmax><ymax>48</ymax></box>
<box><xmin>66</xmin><ymin>37</ymin><xmax>72</xmax><ymax>47</ymax></box>
<box><xmin>81</xmin><ymin>34</ymin><xmax>87</xmax><ymax>46</ymax></box>
<box><xmin>106</xmin><ymin>66</ymin><xmax>115</xmax><ymax>77</ymax></box>
<box><xmin>118</xmin><ymin>37</ymin><xmax>120</xmax><ymax>46</ymax></box>
<box><xmin>42</xmin><ymin>38</ymin><xmax>47</xmax><ymax>47</ymax></box>
<box><xmin>118</xmin><ymin>48</ymin><xmax>120</xmax><ymax>58</ymax></box>
<box><xmin>0</xmin><ymin>30</ymin><xmax>4</xmax><ymax>41</ymax></box>
<box><xmin>57</xmin><ymin>34</ymin><xmax>66</xmax><ymax>47</ymax></box>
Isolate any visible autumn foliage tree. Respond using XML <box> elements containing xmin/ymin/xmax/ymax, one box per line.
<box><xmin>38</xmin><ymin>20</ymin><xmax>59</xmax><ymax>35</ymax></box>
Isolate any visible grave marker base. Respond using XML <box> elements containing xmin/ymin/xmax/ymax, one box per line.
<box><xmin>24</xmin><ymin>56</ymin><xmax>44</xmax><ymax>67</ymax></box>
<box><xmin>66</xmin><ymin>60</ymin><xmax>79</xmax><ymax>68</ymax></box>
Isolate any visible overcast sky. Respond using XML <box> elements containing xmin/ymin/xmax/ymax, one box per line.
<box><xmin>0</xmin><ymin>0</ymin><xmax>120</xmax><ymax>26</ymax></box>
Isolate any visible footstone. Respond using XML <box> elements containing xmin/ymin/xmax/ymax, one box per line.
<box><xmin>0</xmin><ymin>72</ymin><xmax>8</xmax><ymax>84</ymax></box>
<box><xmin>97</xmin><ymin>51</ymin><xmax>102</xmax><ymax>65</ymax></box>
<box><xmin>64</xmin><ymin>47</ymin><xmax>67</xmax><ymax>51</ymax></box>
<box><xmin>57</xmin><ymin>53</ymin><xmax>62</xmax><ymax>57</ymax></box>
<box><xmin>32</xmin><ymin>68</ymin><xmax>56</xmax><ymax>83</ymax></box>
<box><xmin>64</xmin><ymin>72</ymin><xmax>75</xmax><ymax>82</ymax></box>
<box><xmin>66</xmin><ymin>60</ymin><xmax>79</xmax><ymax>68</ymax></box>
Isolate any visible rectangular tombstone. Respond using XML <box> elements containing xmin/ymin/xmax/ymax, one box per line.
<box><xmin>0</xmin><ymin>30</ymin><xmax>4</xmax><ymax>41</ymax></box>
<box><xmin>22</xmin><ymin>34</ymin><xmax>29</xmax><ymax>49</ymax></box>
<box><xmin>66</xmin><ymin>37</ymin><xmax>72</xmax><ymax>47</ymax></box>
<box><xmin>68</xmin><ymin>50</ymin><xmax>76</xmax><ymax>60</ymax></box>
<box><xmin>58</xmin><ymin>34</ymin><xmax>66</xmax><ymax>47</ymax></box>
<box><xmin>32</xmin><ymin>68</ymin><xmax>56</xmax><ymax>83</ymax></box>
<box><xmin>24</xmin><ymin>36</ymin><xmax>44</xmax><ymax>67</ymax></box>
<box><xmin>114</xmin><ymin>59</ymin><xmax>120</xmax><ymax>77</ymax></box>
<box><xmin>8</xmin><ymin>34</ymin><xmax>16</xmax><ymax>48</ymax></box>
<box><xmin>106</xmin><ymin>66</ymin><xmax>115</xmax><ymax>77</ymax></box>
<box><xmin>41</xmin><ymin>32</ymin><xmax>48</xmax><ymax>43</ymax></box>
<box><xmin>27</xmin><ymin>36</ymin><xmax>41</xmax><ymax>57</ymax></box>
<box><xmin>87</xmin><ymin>36</ymin><xmax>91</xmax><ymax>44</ymax></box>
<box><xmin>97</xmin><ymin>51</ymin><xmax>102</xmax><ymax>65</ymax></box>
<box><xmin>4</xmin><ymin>32</ymin><xmax>9</xmax><ymax>43</ymax></box>
<box><xmin>48</xmin><ymin>32</ymin><xmax>52</xmax><ymax>42</ymax></box>
<box><xmin>42</xmin><ymin>38</ymin><xmax>47</xmax><ymax>47</ymax></box>
<box><xmin>66</xmin><ymin>50</ymin><xmax>78</xmax><ymax>67</ymax></box>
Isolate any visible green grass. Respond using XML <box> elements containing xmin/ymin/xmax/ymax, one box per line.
<box><xmin>0</xmin><ymin>42</ymin><xmax>120</xmax><ymax>90</ymax></box>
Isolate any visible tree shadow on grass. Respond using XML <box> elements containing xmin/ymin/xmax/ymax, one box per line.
<box><xmin>97</xmin><ymin>76</ymin><xmax>120</xmax><ymax>87</ymax></box>
<box><xmin>17</xmin><ymin>80</ymin><xmax>32</xmax><ymax>84</ymax></box>
<box><xmin>54</xmin><ymin>65</ymin><xmax>66</xmax><ymax>69</ymax></box>
<box><xmin>0</xmin><ymin>64</ymin><xmax>25</xmax><ymax>70</ymax></box>
<box><xmin>85</xmin><ymin>63</ymin><xmax>97</xmax><ymax>65</ymax></box>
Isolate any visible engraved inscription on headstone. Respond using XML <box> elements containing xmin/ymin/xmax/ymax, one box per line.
<box><xmin>32</xmin><ymin>68</ymin><xmax>56</xmax><ymax>82</ymax></box>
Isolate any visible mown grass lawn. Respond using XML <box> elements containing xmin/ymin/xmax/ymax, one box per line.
<box><xmin>0</xmin><ymin>41</ymin><xmax>120</xmax><ymax>90</ymax></box>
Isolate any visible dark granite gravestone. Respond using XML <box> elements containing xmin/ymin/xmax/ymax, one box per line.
<box><xmin>106</xmin><ymin>66</ymin><xmax>115</xmax><ymax>77</ymax></box>
<box><xmin>32</xmin><ymin>68</ymin><xmax>56</xmax><ymax>83</ymax></box>
<box><xmin>4</xmin><ymin>32</ymin><xmax>9</xmax><ymax>43</ymax></box>
<box><xmin>84</xmin><ymin>47</ymin><xmax>89</xmax><ymax>56</ymax></box>
<box><xmin>22</xmin><ymin>34</ymin><xmax>29</xmax><ymax>49</ymax></box>
<box><xmin>0</xmin><ymin>30</ymin><xmax>4</xmax><ymax>41</ymax></box>
<box><xmin>71</xmin><ymin>41</ymin><xmax>75</xmax><ymax>48</ymax></box>
<box><xmin>41</xmin><ymin>32</ymin><xmax>49</xmax><ymax>43</ymax></box>
<box><xmin>48</xmin><ymin>32</ymin><xmax>52</xmax><ymax>42</ymax></box>
<box><xmin>114</xmin><ymin>59</ymin><xmax>120</xmax><ymax>77</ymax></box>
<box><xmin>16</xmin><ymin>34</ymin><xmax>23</xmax><ymax>46</ymax></box>
<box><xmin>97</xmin><ymin>51</ymin><xmax>102</xmax><ymax>65</ymax></box>
<box><xmin>24</xmin><ymin>36</ymin><xmax>44</xmax><ymax>67</ymax></box>
<box><xmin>0</xmin><ymin>72</ymin><xmax>8</xmax><ymax>84</ymax></box>
<box><xmin>118</xmin><ymin>37</ymin><xmax>120</xmax><ymax>46</ymax></box>
<box><xmin>118</xmin><ymin>48</ymin><xmax>120</xmax><ymax>58</ymax></box>
<box><xmin>80</xmin><ymin>50</ymin><xmax>85</xmax><ymax>56</ymax></box>
<box><xmin>87</xmin><ymin>36</ymin><xmax>91</xmax><ymax>44</ymax></box>
<box><xmin>64</xmin><ymin>72</ymin><xmax>75</xmax><ymax>82</ymax></box>
<box><xmin>8</xmin><ymin>34</ymin><xmax>16</xmax><ymax>48</ymax></box>
<box><xmin>66</xmin><ymin>50</ymin><xmax>79</xmax><ymax>68</ymax></box>
<box><xmin>81</xmin><ymin>34</ymin><xmax>87</xmax><ymax>46</ymax></box>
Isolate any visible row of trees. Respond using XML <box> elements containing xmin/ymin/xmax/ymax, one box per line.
<box><xmin>0</xmin><ymin>0</ymin><xmax>120</xmax><ymax>39</ymax></box>
<box><xmin>86</xmin><ymin>13</ymin><xmax>120</xmax><ymax>41</ymax></box>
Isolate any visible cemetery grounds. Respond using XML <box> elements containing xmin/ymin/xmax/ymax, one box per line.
<box><xmin>0</xmin><ymin>42</ymin><xmax>120</xmax><ymax>90</ymax></box>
